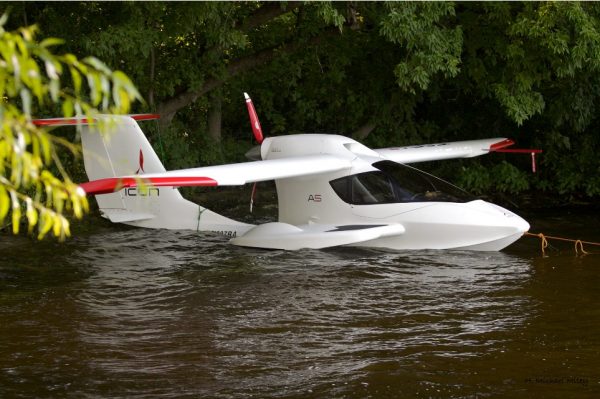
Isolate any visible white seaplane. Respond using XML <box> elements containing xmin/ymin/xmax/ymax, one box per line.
<box><xmin>34</xmin><ymin>94</ymin><xmax>536</xmax><ymax>251</ymax></box>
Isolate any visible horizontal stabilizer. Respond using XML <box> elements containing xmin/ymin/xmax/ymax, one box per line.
<box><xmin>231</xmin><ymin>222</ymin><xmax>405</xmax><ymax>250</ymax></box>
<box><xmin>32</xmin><ymin>114</ymin><xmax>160</xmax><ymax>126</ymax></box>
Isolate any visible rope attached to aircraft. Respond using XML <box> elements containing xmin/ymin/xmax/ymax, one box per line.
<box><xmin>525</xmin><ymin>232</ymin><xmax>600</xmax><ymax>256</ymax></box>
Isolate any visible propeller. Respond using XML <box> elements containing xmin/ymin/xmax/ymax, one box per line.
<box><xmin>244</xmin><ymin>93</ymin><xmax>264</xmax><ymax>212</ymax></box>
<box><xmin>244</xmin><ymin>92</ymin><xmax>264</xmax><ymax>144</ymax></box>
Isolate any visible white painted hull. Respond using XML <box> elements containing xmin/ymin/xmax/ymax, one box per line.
<box><xmin>347</xmin><ymin>201</ymin><xmax>529</xmax><ymax>251</ymax></box>
<box><xmin>354</xmin><ymin>229</ymin><xmax>526</xmax><ymax>251</ymax></box>
<box><xmin>227</xmin><ymin>200</ymin><xmax>529</xmax><ymax>252</ymax></box>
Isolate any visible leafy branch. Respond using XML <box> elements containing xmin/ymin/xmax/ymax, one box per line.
<box><xmin>0</xmin><ymin>16</ymin><xmax>140</xmax><ymax>239</ymax></box>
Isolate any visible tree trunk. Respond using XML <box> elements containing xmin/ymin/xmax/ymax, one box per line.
<box><xmin>207</xmin><ymin>91</ymin><xmax>222</xmax><ymax>142</ymax></box>
<box><xmin>148</xmin><ymin>46</ymin><xmax>155</xmax><ymax>108</ymax></box>
<box><xmin>156</xmin><ymin>27</ymin><xmax>340</xmax><ymax>127</ymax></box>
<box><xmin>352</xmin><ymin>121</ymin><xmax>377</xmax><ymax>140</ymax></box>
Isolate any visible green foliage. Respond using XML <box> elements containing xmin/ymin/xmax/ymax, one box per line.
<box><xmin>380</xmin><ymin>2</ymin><xmax>462</xmax><ymax>93</ymax></box>
<box><xmin>456</xmin><ymin>161</ymin><xmax>529</xmax><ymax>195</ymax></box>
<box><xmin>490</xmin><ymin>161</ymin><xmax>530</xmax><ymax>194</ymax></box>
<box><xmin>458</xmin><ymin>2</ymin><xmax>600</xmax><ymax>127</ymax></box>
<box><xmin>456</xmin><ymin>163</ymin><xmax>492</xmax><ymax>195</ymax></box>
<box><xmin>0</xmin><ymin>16</ymin><xmax>139</xmax><ymax>239</ymax></box>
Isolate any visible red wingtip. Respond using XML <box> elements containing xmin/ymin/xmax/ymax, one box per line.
<box><xmin>489</xmin><ymin>139</ymin><xmax>515</xmax><ymax>151</ymax></box>
<box><xmin>244</xmin><ymin>93</ymin><xmax>264</xmax><ymax>144</ymax></box>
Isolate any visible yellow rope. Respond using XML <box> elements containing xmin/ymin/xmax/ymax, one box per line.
<box><xmin>535</xmin><ymin>233</ymin><xmax>548</xmax><ymax>256</ymax></box>
<box><xmin>575</xmin><ymin>240</ymin><xmax>589</xmax><ymax>255</ymax></box>
<box><xmin>525</xmin><ymin>232</ymin><xmax>600</xmax><ymax>256</ymax></box>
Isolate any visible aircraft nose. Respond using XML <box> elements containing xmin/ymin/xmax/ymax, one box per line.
<box><xmin>492</xmin><ymin>204</ymin><xmax>529</xmax><ymax>234</ymax></box>
<box><xmin>512</xmin><ymin>213</ymin><xmax>530</xmax><ymax>234</ymax></box>
<box><xmin>469</xmin><ymin>200</ymin><xmax>530</xmax><ymax>233</ymax></box>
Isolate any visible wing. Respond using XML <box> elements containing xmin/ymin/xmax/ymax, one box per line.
<box><xmin>80</xmin><ymin>154</ymin><xmax>351</xmax><ymax>195</ymax></box>
<box><xmin>231</xmin><ymin>222</ymin><xmax>406</xmax><ymax>250</ymax></box>
<box><xmin>376</xmin><ymin>138</ymin><xmax>513</xmax><ymax>164</ymax></box>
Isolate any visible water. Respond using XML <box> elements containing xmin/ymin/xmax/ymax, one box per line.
<box><xmin>1</xmin><ymin>211</ymin><xmax>599</xmax><ymax>398</ymax></box>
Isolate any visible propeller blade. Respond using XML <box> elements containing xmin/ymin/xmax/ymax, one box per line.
<box><xmin>244</xmin><ymin>92</ymin><xmax>264</xmax><ymax>144</ymax></box>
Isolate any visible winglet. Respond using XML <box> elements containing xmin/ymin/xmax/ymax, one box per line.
<box><xmin>244</xmin><ymin>92</ymin><xmax>264</xmax><ymax>144</ymax></box>
<box><xmin>488</xmin><ymin>140</ymin><xmax>543</xmax><ymax>173</ymax></box>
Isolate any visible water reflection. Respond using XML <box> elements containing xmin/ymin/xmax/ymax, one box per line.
<box><xmin>1</xmin><ymin>218</ymin><xmax>598</xmax><ymax>398</ymax></box>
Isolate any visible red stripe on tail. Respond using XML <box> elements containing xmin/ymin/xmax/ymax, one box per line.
<box><xmin>80</xmin><ymin>176</ymin><xmax>218</xmax><ymax>196</ymax></box>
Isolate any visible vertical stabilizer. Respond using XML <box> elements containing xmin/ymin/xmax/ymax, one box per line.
<box><xmin>80</xmin><ymin>116</ymin><xmax>251</xmax><ymax>234</ymax></box>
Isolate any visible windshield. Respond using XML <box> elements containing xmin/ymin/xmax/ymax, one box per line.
<box><xmin>329</xmin><ymin>161</ymin><xmax>475</xmax><ymax>205</ymax></box>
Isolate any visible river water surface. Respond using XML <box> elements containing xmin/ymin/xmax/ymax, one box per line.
<box><xmin>1</xmin><ymin>210</ymin><xmax>599</xmax><ymax>398</ymax></box>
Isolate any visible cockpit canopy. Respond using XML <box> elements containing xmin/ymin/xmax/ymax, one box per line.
<box><xmin>330</xmin><ymin>161</ymin><xmax>475</xmax><ymax>205</ymax></box>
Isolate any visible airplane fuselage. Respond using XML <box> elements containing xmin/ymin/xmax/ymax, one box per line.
<box><xmin>265</xmin><ymin>134</ymin><xmax>529</xmax><ymax>251</ymax></box>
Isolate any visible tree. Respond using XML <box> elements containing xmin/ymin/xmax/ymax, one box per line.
<box><xmin>0</xmin><ymin>15</ymin><xmax>140</xmax><ymax>239</ymax></box>
<box><xmin>7</xmin><ymin>2</ymin><xmax>600</xmax><ymax>200</ymax></box>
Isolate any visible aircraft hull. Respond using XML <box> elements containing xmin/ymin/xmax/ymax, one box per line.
<box><xmin>348</xmin><ymin>200</ymin><xmax>530</xmax><ymax>251</ymax></box>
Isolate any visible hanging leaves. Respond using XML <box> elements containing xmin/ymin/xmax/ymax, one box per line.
<box><xmin>0</xmin><ymin>15</ymin><xmax>140</xmax><ymax>239</ymax></box>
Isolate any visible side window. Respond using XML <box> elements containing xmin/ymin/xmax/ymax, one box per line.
<box><xmin>351</xmin><ymin>172</ymin><xmax>395</xmax><ymax>204</ymax></box>
<box><xmin>373</xmin><ymin>161</ymin><xmax>475</xmax><ymax>203</ymax></box>
<box><xmin>330</xmin><ymin>177</ymin><xmax>351</xmax><ymax>203</ymax></box>
<box><xmin>330</xmin><ymin>172</ymin><xmax>395</xmax><ymax>205</ymax></box>
<box><xmin>330</xmin><ymin>162</ymin><xmax>474</xmax><ymax>205</ymax></box>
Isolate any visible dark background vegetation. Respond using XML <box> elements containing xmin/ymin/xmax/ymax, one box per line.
<box><xmin>4</xmin><ymin>1</ymin><xmax>600</xmax><ymax>207</ymax></box>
